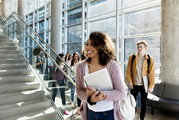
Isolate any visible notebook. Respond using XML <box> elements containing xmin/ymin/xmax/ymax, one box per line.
<box><xmin>142</xmin><ymin>75</ymin><xmax>149</xmax><ymax>93</ymax></box>
<box><xmin>83</xmin><ymin>68</ymin><xmax>113</xmax><ymax>91</ymax></box>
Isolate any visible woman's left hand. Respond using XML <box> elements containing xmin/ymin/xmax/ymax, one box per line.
<box><xmin>91</xmin><ymin>91</ymin><xmax>107</xmax><ymax>103</ymax></box>
<box><xmin>86</xmin><ymin>87</ymin><xmax>96</xmax><ymax>97</ymax></box>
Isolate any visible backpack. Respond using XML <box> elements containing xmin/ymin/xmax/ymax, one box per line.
<box><xmin>131</xmin><ymin>53</ymin><xmax>150</xmax><ymax>74</ymax></box>
<box><xmin>120</xmin><ymin>91</ymin><xmax>136</xmax><ymax>120</ymax></box>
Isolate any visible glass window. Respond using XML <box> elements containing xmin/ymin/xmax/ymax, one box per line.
<box><xmin>124</xmin><ymin>0</ymin><xmax>153</xmax><ymax>8</ymax></box>
<box><xmin>67</xmin><ymin>7</ymin><xmax>82</xmax><ymax>24</ymax></box>
<box><xmin>67</xmin><ymin>0</ymin><xmax>82</xmax><ymax>8</ymax></box>
<box><xmin>39</xmin><ymin>21</ymin><xmax>44</xmax><ymax>32</ymax></box>
<box><xmin>124</xmin><ymin>36</ymin><xmax>161</xmax><ymax>63</ymax></box>
<box><xmin>124</xmin><ymin>6</ymin><xmax>161</xmax><ymax>36</ymax></box>
<box><xmin>90</xmin><ymin>0</ymin><xmax>116</xmax><ymax>17</ymax></box>
<box><xmin>67</xmin><ymin>42</ymin><xmax>82</xmax><ymax>54</ymax></box>
<box><xmin>67</xmin><ymin>25</ymin><xmax>82</xmax><ymax>42</ymax></box>
<box><xmin>89</xmin><ymin>17</ymin><xmax>117</xmax><ymax>38</ymax></box>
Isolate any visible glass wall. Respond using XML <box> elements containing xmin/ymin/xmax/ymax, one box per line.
<box><xmin>22</xmin><ymin>0</ymin><xmax>161</xmax><ymax>74</ymax></box>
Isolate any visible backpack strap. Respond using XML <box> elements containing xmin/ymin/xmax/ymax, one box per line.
<box><xmin>131</xmin><ymin>53</ymin><xmax>136</xmax><ymax>70</ymax></box>
<box><xmin>147</xmin><ymin>54</ymin><xmax>150</xmax><ymax>74</ymax></box>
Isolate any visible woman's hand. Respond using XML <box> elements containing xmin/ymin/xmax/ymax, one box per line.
<box><xmin>91</xmin><ymin>91</ymin><xmax>107</xmax><ymax>103</ymax></box>
<box><xmin>86</xmin><ymin>87</ymin><xmax>96</xmax><ymax>97</ymax></box>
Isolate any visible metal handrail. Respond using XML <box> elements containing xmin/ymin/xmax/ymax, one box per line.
<box><xmin>5</xmin><ymin>12</ymin><xmax>76</xmax><ymax>76</ymax></box>
<box><xmin>13</xmin><ymin>40</ymin><xmax>64</xmax><ymax>120</ymax></box>
<box><xmin>3</xmin><ymin>12</ymin><xmax>76</xmax><ymax>87</ymax></box>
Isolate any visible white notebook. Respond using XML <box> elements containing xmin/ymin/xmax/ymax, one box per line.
<box><xmin>83</xmin><ymin>68</ymin><xmax>113</xmax><ymax>91</ymax></box>
<box><xmin>142</xmin><ymin>76</ymin><xmax>149</xmax><ymax>93</ymax></box>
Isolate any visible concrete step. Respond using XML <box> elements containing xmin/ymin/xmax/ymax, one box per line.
<box><xmin>0</xmin><ymin>54</ymin><xmax>23</xmax><ymax>59</ymax></box>
<box><xmin>0</xmin><ymin>100</ymin><xmax>51</xmax><ymax>119</ymax></box>
<box><xmin>0</xmin><ymin>39</ymin><xmax>13</xmax><ymax>42</ymax></box>
<box><xmin>0</xmin><ymin>46</ymin><xmax>17</xmax><ymax>50</ymax></box>
<box><xmin>2</xmin><ymin>107</ymin><xmax>58</xmax><ymax>120</ymax></box>
<box><xmin>0</xmin><ymin>82</ymin><xmax>40</xmax><ymax>94</ymax></box>
<box><xmin>0</xmin><ymin>69</ymin><xmax>31</xmax><ymax>77</ymax></box>
<box><xmin>0</xmin><ymin>50</ymin><xmax>20</xmax><ymax>54</ymax></box>
<box><xmin>28</xmin><ymin>112</ymin><xmax>60</xmax><ymax>120</ymax></box>
<box><xmin>0</xmin><ymin>64</ymin><xmax>27</xmax><ymax>70</ymax></box>
<box><xmin>0</xmin><ymin>42</ymin><xmax>15</xmax><ymax>45</ymax></box>
<box><xmin>0</xmin><ymin>44</ymin><xmax>16</xmax><ymax>47</ymax></box>
<box><xmin>0</xmin><ymin>75</ymin><xmax>35</xmax><ymax>85</ymax></box>
<box><xmin>0</xmin><ymin>89</ymin><xmax>46</xmax><ymax>106</ymax></box>
<box><xmin>0</xmin><ymin>59</ymin><xmax>25</xmax><ymax>64</ymax></box>
<box><xmin>0</xmin><ymin>36</ymin><xmax>11</xmax><ymax>39</ymax></box>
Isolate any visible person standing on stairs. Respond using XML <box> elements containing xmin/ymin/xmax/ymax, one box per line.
<box><xmin>52</xmin><ymin>53</ymin><xmax>69</xmax><ymax>115</ymax></box>
<box><xmin>32</xmin><ymin>47</ymin><xmax>45</xmax><ymax>74</ymax></box>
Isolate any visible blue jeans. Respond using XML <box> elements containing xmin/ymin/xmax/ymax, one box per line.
<box><xmin>87</xmin><ymin>109</ymin><xmax>114</xmax><ymax>120</ymax></box>
<box><xmin>68</xmin><ymin>78</ymin><xmax>75</xmax><ymax>102</ymax></box>
<box><xmin>52</xmin><ymin>79</ymin><xmax>66</xmax><ymax>105</ymax></box>
<box><xmin>137</xmin><ymin>92</ymin><xmax>142</xmax><ymax>108</ymax></box>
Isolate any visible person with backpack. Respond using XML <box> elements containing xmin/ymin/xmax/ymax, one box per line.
<box><xmin>126</xmin><ymin>40</ymin><xmax>155</xmax><ymax>120</ymax></box>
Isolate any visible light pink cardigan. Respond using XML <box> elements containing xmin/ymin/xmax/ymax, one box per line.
<box><xmin>76</xmin><ymin>60</ymin><xmax>127</xmax><ymax>120</ymax></box>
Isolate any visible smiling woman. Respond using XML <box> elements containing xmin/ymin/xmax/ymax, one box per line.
<box><xmin>76</xmin><ymin>31</ymin><xmax>127</xmax><ymax>120</ymax></box>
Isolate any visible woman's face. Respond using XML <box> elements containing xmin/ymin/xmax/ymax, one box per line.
<box><xmin>74</xmin><ymin>54</ymin><xmax>79</xmax><ymax>61</ymax></box>
<box><xmin>85</xmin><ymin>39</ymin><xmax>98</xmax><ymax>59</ymax></box>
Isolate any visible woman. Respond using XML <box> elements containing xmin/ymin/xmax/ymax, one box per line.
<box><xmin>76</xmin><ymin>31</ymin><xmax>127</xmax><ymax>120</ymax></box>
<box><xmin>68</xmin><ymin>52</ymin><xmax>80</xmax><ymax>106</ymax></box>
<box><xmin>52</xmin><ymin>53</ymin><xmax>69</xmax><ymax>115</ymax></box>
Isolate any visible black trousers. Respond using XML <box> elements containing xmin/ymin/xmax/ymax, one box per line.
<box><xmin>131</xmin><ymin>85</ymin><xmax>148</xmax><ymax>120</ymax></box>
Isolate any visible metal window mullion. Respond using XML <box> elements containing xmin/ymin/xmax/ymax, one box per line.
<box><xmin>86</xmin><ymin>0</ymin><xmax>90</xmax><ymax>40</ymax></box>
<box><xmin>44</xmin><ymin>0</ymin><xmax>47</xmax><ymax>43</ymax></box>
<box><xmin>81</xmin><ymin>0</ymin><xmax>85</xmax><ymax>51</ymax></box>
<box><xmin>64</xmin><ymin>0</ymin><xmax>68</xmax><ymax>53</ymax></box>
<box><xmin>120</xmin><ymin>0</ymin><xmax>125</xmax><ymax>73</ymax></box>
<box><xmin>116</xmin><ymin>0</ymin><xmax>120</xmax><ymax>62</ymax></box>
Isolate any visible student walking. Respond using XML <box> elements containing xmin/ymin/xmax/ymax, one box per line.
<box><xmin>126</xmin><ymin>40</ymin><xmax>155</xmax><ymax>120</ymax></box>
<box><xmin>76</xmin><ymin>31</ymin><xmax>127</xmax><ymax>120</ymax></box>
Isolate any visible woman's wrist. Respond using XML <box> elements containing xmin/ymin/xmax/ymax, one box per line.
<box><xmin>87</xmin><ymin>96</ymin><xmax>96</xmax><ymax>105</ymax></box>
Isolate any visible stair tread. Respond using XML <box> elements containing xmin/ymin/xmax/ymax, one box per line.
<box><xmin>2</xmin><ymin>107</ymin><xmax>57</xmax><ymax>120</ymax></box>
<box><xmin>0</xmin><ymin>100</ymin><xmax>52</xmax><ymax>119</ymax></box>
<box><xmin>0</xmin><ymin>93</ymin><xmax>47</xmax><ymax>110</ymax></box>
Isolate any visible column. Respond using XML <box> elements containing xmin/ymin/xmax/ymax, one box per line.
<box><xmin>161</xmin><ymin>0</ymin><xmax>179</xmax><ymax>84</ymax></box>
<box><xmin>17</xmin><ymin>0</ymin><xmax>24</xmax><ymax>47</ymax></box>
<box><xmin>1</xmin><ymin>0</ymin><xmax>5</xmax><ymax>16</ymax></box>
<box><xmin>51</xmin><ymin>0</ymin><xmax>62</xmax><ymax>53</ymax></box>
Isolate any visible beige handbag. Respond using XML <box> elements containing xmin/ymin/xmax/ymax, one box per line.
<box><xmin>119</xmin><ymin>91</ymin><xmax>136</xmax><ymax>120</ymax></box>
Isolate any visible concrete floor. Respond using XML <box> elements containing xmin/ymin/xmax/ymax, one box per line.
<box><xmin>53</xmin><ymin>90</ymin><xmax>179</xmax><ymax>120</ymax></box>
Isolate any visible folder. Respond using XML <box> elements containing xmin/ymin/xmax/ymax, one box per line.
<box><xmin>142</xmin><ymin>76</ymin><xmax>148</xmax><ymax>93</ymax></box>
<box><xmin>83</xmin><ymin>68</ymin><xmax>113</xmax><ymax>91</ymax></box>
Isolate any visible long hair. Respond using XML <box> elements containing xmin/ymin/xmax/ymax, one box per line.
<box><xmin>71</xmin><ymin>52</ymin><xmax>80</xmax><ymax>67</ymax></box>
<box><xmin>56</xmin><ymin>53</ymin><xmax>64</xmax><ymax>65</ymax></box>
<box><xmin>86</xmin><ymin>31</ymin><xmax>115</xmax><ymax>66</ymax></box>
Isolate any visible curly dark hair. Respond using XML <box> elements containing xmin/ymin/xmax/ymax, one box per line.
<box><xmin>86</xmin><ymin>31</ymin><xmax>115</xmax><ymax>65</ymax></box>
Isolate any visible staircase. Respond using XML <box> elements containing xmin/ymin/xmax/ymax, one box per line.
<box><xmin>0</xmin><ymin>36</ymin><xmax>61</xmax><ymax>120</ymax></box>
